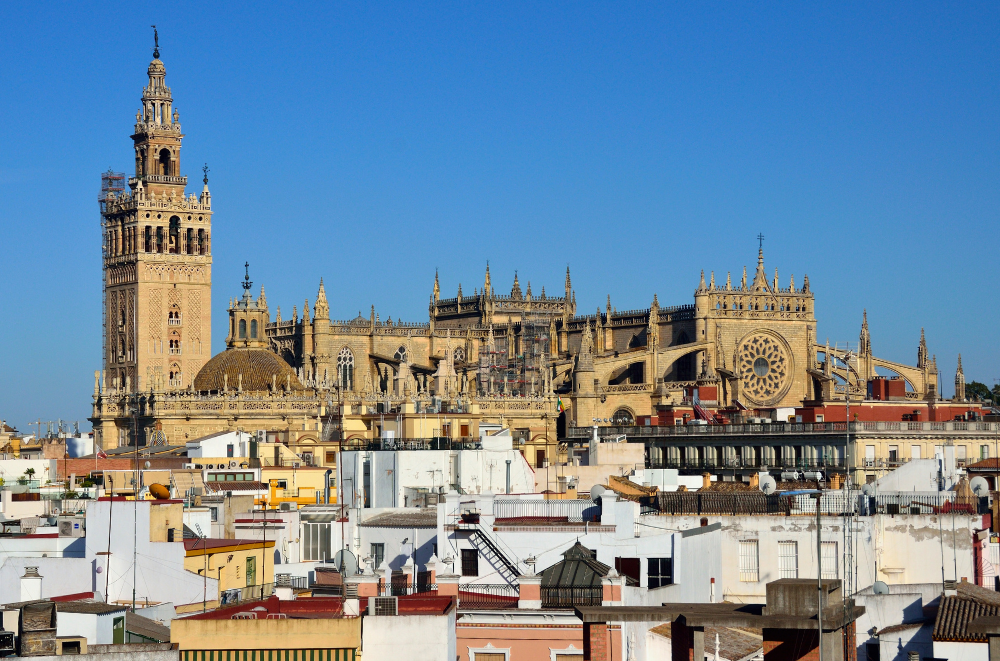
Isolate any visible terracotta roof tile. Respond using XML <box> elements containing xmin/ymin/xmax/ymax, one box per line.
<box><xmin>933</xmin><ymin>583</ymin><xmax>1000</xmax><ymax>642</ymax></box>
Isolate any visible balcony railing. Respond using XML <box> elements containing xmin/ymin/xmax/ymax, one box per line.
<box><xmin>377</xmin><ymin>582</ymin><xmax>438</xmax><ymax>597</ymax></box>
<box><xmin>647</xmin><ymin>458</ymin><xmax>846</xmax><ymax>471</ymax></box>
<box><xmin>457</xmin><ymin>584</ymin><xmax>519</xmax><ymax>610</ymax></box>
<box><xmin>541</xmin><ymin>586</ymin><xmax>604</xmax><ymax>608</ymax></box>
<box><xmin>569</xmin><ymin>421</ymin><xmax>999</xmax><ymax>438</ymax></box>
<box><xmin>493</xmin><ymin>498</ymin><xmax>600</xmax><ymax>524</ymax></box>
<box><xmin>340</xmin><ymin>437</ymin><xmax>482</xmax><ymax>451</ymax></box>
<box><xmin>645</xmin><ymin>492</ymin><xmax>987</xmax><ymax>517</ymax></box>
<box><xmin>219</xmin><ymin>582</ymin><xmax>274</xmax><ymax>606</ymax></box>
<box><xmin>275</xmin><ymin>574</ymin><xmax>308</xmax><ymax>590</ymax></box>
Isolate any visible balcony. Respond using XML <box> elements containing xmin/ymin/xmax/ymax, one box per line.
<box><xmin>540</xmin><ymin>586</ymin><xmax>604</xmax><ymax>608</ymax></box>
<box><xmin>168</xmin><ymin>348</ymin><xmax>181</xmax><ymax>355</ymax></box>
<box><xmin>457</xmin><ymin>584</ymin><xmax>519</xmax><ymax>610</ymax></box>
<box><xmin>168</xmin><ymin>318</ymin><xmax>182</xmax><ymax>326</ymax></box>
<box><xmin>570</xmin><ymin>420</ymin><xmax>1000</xmax><ymax>439</ymax></box>
<box><xmin>219</xmin><ymin>582</ymin><xmax>274</xmax><ymax>606</ymax></box>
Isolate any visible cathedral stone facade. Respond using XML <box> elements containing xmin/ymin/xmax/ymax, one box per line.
<box><xmin>90</xmin><ymin>50</ymin><xmax>946</xmax><ymax>473</ymax></box>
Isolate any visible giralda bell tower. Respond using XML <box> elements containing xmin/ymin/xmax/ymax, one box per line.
<box><xmin>101</xmin><ymin>33</ymin><xmax>213</xmax><ymax>394</ymax></box>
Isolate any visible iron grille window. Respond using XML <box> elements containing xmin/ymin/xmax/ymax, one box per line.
<box><xmin>778</xmin><ymin>541</ymin><xmax>798</xmax><ymax>579</ymax></box>
<box><xmin>738</xmin><ymin>540</ymin><xmax>759</xmax><ymax>582</ymax></box>
<box><xmin>647</xmin><ymin>557</ymin><xmax>673</xmax><ymax>589</ymax></box>
<box><xmin>462</xmin><ymin>549</ymin><xmax>479</xmax><ymax>577</ymax></box>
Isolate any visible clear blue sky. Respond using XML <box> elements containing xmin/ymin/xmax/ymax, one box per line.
<box><xmin>1</xmin><ymin>2</ymin><xmax>997</xmax><ymax>432</ymax></box>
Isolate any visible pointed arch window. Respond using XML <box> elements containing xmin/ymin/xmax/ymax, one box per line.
<box><xmin>394</xmin><ymin>346</ymin><xmax>408</xmax><ymax>363</ymax></box>
<box><xmin>337</xmin><ymin>347</ymin><xmax>355</xmax><ymax>390</ymax></box>
<box><xmin>454</xmin><ymin>347</ymin><xmax>465</xmax><ymax>363</ymax></box>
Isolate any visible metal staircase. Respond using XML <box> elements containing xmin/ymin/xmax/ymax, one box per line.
<box><xmin>468</xmin><ymin>524</ymin><xmax>520</xmax><ymax>586</ymax></box>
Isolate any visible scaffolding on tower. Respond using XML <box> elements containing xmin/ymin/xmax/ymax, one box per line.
<box><xmin>99</xmin><ymin>170</ymin><xmax>127</xmax><ymax>374</ymax></box>
<box><xmin>477</xmin><ymin>312</ymin><xmax>550</xmax><ymax>397</ymax></box>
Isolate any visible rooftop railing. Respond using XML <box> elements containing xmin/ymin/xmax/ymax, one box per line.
<box><xmin>646</xmin><ymin>491</ymin><xmax>986</xmax><ymax>517</ymax></box>
<box><xmin>568</xmin><ymin>420</ymin><xmax>999</xmax><ymax>438</ymax></box>
<box><xmin>457</xmin><ymin>584</ymin><xmax>519</xmax><ymax>610</ymax></box>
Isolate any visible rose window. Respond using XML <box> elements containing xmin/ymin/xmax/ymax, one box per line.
<box><xmin>736</xmin><ymin>332</ymin><xmax>791</xmax><ymax>405</ymax></box>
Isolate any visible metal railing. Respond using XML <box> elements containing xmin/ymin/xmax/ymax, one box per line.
<box><xmin>457</xmin><ymin>583</ymin><xmax>519</xmax><ymax>610</ymax></box>
<box><xmin>569</xmin><ymin>421</ymin><xmax>999</xmax><ymax>438</ymax></box>
<box><xmin>377</xmin><ymin>582</ymin><xmax>438</xmax><ymax>596</ymax></box>
<box><xmin>493</xmin><ymin>498</ymin><xmax>600</xmax><ymax>523</ymax></box>
<box><xmin>219</xmin><ymin>583</ymin><xmax>274</xmax><ymax>606</ymax></box>
<box><xmin>275</xmin><ymin>574</ymin><xmax>308</xmax><ymax>590</ymax></box>
<box><xmin>647</xmin><ymin>492</ymin><xmax>987</xmax><ymax>517</ymax></box>
<box><xmin>339</xmin><ymin>437</ymin><xmax>482</xmax><ymax>451</ymax></box>
<box><xmin>541</xmin><ymin>586</ymin><xmax>604</xmax><ymax>608</ymax></box>
<box><xmin>647</xmin><ymin>458</ymin><xmax>846</xmax><ymax>470</ymax></box>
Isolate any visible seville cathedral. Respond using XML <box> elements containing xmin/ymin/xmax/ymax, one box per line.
<box><xmin>90</xmin><ymin>49</ymin><xmax>954</xmax><ymax>473</ymax></box>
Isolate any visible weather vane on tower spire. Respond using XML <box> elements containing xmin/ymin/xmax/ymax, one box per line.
<box><xmin>151</xmin><ymin>25</ymin><xmax>159</xmax><ymax>59</ymax></box>
<box><xmin>243</xmin><ymin>262</ymin><xmax>252</xmax><ymax>293</ymax></box>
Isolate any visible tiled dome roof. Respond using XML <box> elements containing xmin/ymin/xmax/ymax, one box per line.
<box><xmin>193</xmin><ymin>348</ymin><xmax>304</xmax><ymax>392</ymax></box>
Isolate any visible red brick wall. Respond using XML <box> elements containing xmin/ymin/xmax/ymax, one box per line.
<box><xmin>57</xmin><ymin>457</ymin><xmax>189</xmax><ymax>480</ymax></box>
<box><xmin>584</xmin><ymin>622</ymin><xmax>608</xmax><ymax>661</ymax></box>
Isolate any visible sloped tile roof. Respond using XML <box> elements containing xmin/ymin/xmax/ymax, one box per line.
<box><xmin>933</xmin><ymin>582</ymin><xmax>1000</xmax><ymax>642</ymax></box>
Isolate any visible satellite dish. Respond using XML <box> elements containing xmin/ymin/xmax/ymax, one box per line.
<box><xmin>872</xmin><ymin>581</ymin><xmax>889</xmax><ymax>595</ymax></box>
<box><xmin>144</xmin><ymin>461</ymin><xmax>151</xmax><ymax>469</ymax></box>
<box><xmin>862</xmin><ymin>483</ymin><xmax>875</xmax><ymax>497</ymax></box>
<box><xmin>590</xmin><ymin>484</ymin><xmax>607</xmax><ymax>502</ymax></box>
<box><xmin>334</xmin><ymin>549</ymin><xmax>358</xmax><ymax>576</ymax></box>
<box><xmin>760</xmin><ymin>475</ymin><xmax>777</xmax><ymax>495</ymax></box>
<box><xmin>971</xmin><ymin>477</ymin><xmax>990</xmax><ymax>498</ymax></box>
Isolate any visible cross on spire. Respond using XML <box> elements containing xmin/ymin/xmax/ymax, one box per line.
<box><xmin>757</xmin><ymin>233</ymin><xmax>765</xmax><ymax>251</ymax></box>
<box><xmin>242</xmin><ymin>262</ymin><xmax>252</xmax><ymax>292</ymax></box>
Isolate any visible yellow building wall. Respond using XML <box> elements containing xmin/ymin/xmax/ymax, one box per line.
<box><xmin>171</xmin><ymin>617</ymin><xmax>361</xmax><ymax>652</ymax></box>
<box><xmin>149</xmin><ymin>501</ymin><xmax>184</xmax><ymax>542</ymax></box>
<box><xmin>184</xmin><ymin>541</ymin><xmax>275</xmax><ymax>593</ymax></box>
<box><xmin>263</xmin><ymin>466</ymin><xmax>330</xmax><ymax>506</ymax></box>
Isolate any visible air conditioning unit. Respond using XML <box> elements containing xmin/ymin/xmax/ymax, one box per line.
<box><xmin>256</xmin><ymin>430</ymin><xmax>267</xmax><ymax>444</ymax></box>
<box><xmin>369</xmin><ymin>596</ymin><xmax>397</xmax><ymax>616</ymax></box>
<box><xmin>279</xmin><ymin>502</ymin><xmax>297</xmax><ymax>511</ymax></box>
<box><xmin>58</xmin><ymin>520</ymin><xmax>85</xmax><ymax>537</ymax></box>
<box><xmin>183</xmin><ymin>463</ymin><xmax>195</xmax><ymax>469</ymax></box>
<box><xmin>229</xmin><ymin>461</ymin><xmax>238</xmax><ymax>468</ymax></box>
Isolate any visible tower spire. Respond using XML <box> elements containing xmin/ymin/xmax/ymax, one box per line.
<box><xmin>433</xmin><ymin>269</ymin><xmax>440</xmax><ymax>302</ymax></box>
<box><xmin>152</xmin><ymin>25</ymin><xmax>159</xmax><ymax>60</ymax></box>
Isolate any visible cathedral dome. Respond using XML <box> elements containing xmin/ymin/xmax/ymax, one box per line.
<box><xmin>193</xmin><ymin>348</ymin><xmax>305</xmax><ymax>392</ymax></box>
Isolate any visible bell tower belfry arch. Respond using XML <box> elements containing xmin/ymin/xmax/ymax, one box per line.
<box><xmin>100</xmin><ymin>33</ymin><xmax>213</xmax><ymax>395</ymax></box>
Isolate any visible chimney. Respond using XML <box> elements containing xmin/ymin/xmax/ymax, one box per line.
<box><xmin>701</xmin><ymin>473</ymin><xmax>711</xmax><ymax>490</ymax></box>
<box><xmin>21</xmin><ymin>566</ymin><xmax>42</xmax><ymax>601</ymax></box>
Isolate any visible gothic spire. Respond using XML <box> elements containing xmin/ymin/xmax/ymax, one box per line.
<box><xmin>511</xmin><ymin>271</ymin><xmax>522</xmax><ymax>299</ymax></box>
<box><xmin>433</xmin><ymin>269</ymin><xmax>440</xmax><ymax>302</ymax></box>
<box><xmin>484</xmin><ymin>262</ymin><xmax>492</xmax><ymax>297</ymax></box>
<box><xmin>955</xmin><ymin>353</ymin><xmax>966</xmax><ymax>401</ymax></box>
<box><xmin>315</xmin><ymin>278</ymin><xmax>329</xmax><ymax>319</ymax></box>
<box><xmin>697</xmin><ymin>270</ymin><xmax>707</xmax><ymax>292</ymax></box>
<box><xmin>918</xmin><ymin>328</ymin><xmax>928</xmax><ymax>368</ymax></box>
<box><xmin>859</xmin><ymin>309</ymin><xmax>871</xmax><ymax>356</ymax></box>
